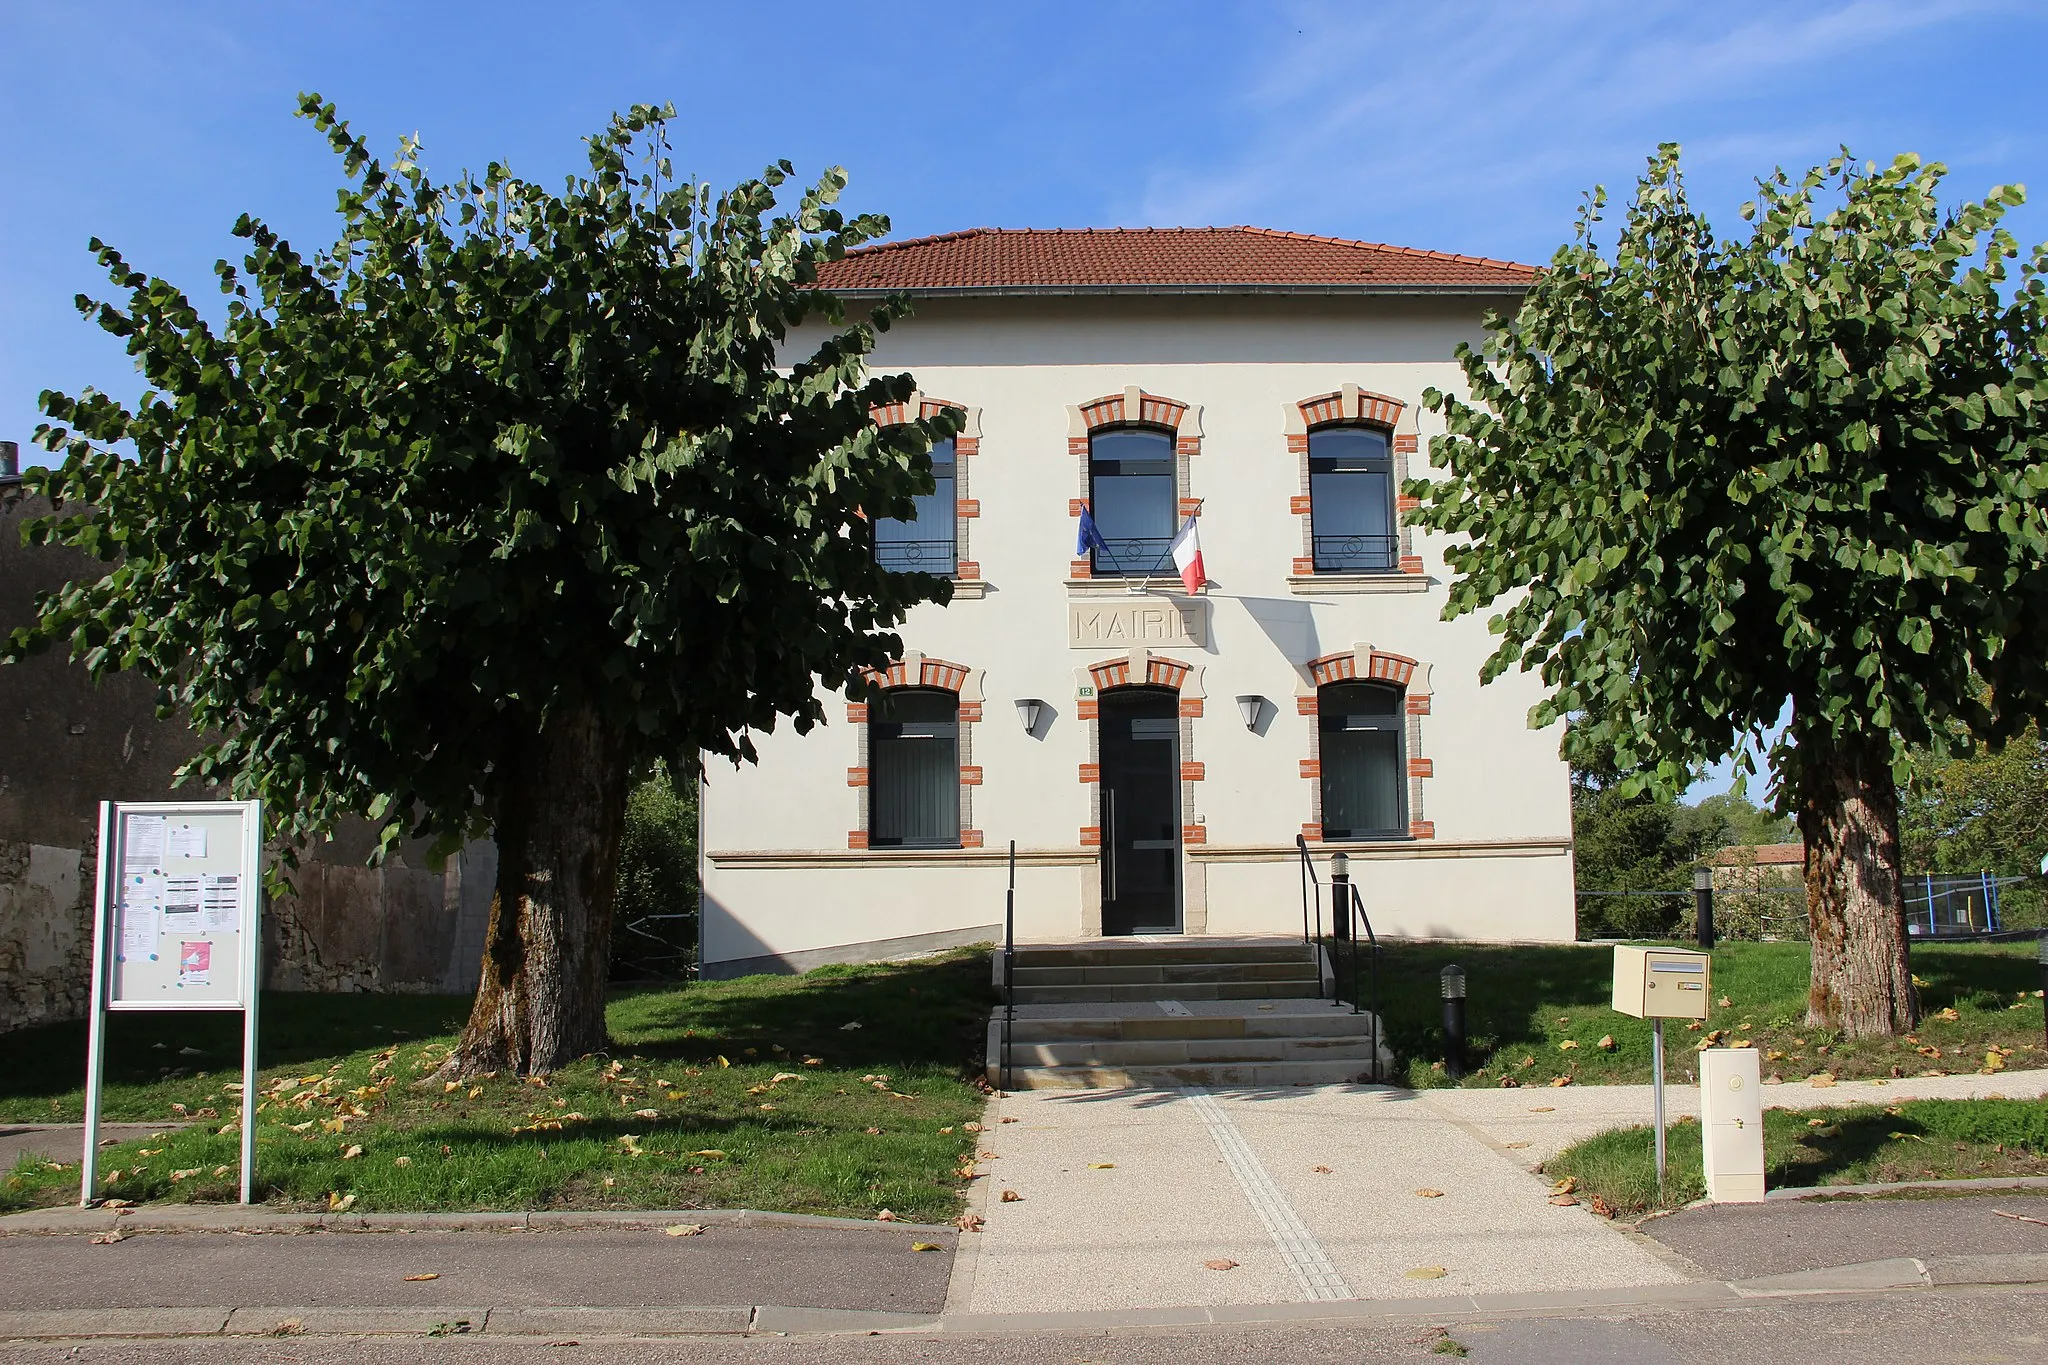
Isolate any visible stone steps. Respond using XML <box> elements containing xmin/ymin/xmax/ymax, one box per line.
<box><xmin>987</xmin><ymin>937</ymin><xmax>1392</xmax><ymax>1089</ymax></box>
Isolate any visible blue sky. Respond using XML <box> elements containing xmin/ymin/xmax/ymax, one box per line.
<box><xmin>4</xmin><ymin>0</ymin><xmax>2043</xmax><ymax>798</ymax></box>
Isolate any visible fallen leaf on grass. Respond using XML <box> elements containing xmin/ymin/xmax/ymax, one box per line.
<box><xmin>1405</xmin><ymin>1266</ymin><xmax>1447</xmax><ymax>1279</ymax></box>
<box><xmin>404</xmin><ymin>1273</ymin><xmax>440</xmax><ymax>1281</ymax></box>
<box><xmin>1937</xmin><ymin>1007</ymin><xmax>1960</xmax><ymax>1022</ymax></box>
<box><xmin>910</xmin><ymin>1242</ymin><xmax>942</xmax><ymax>1252</ymax></box>
<box><xmin>1001</xmin><ymin>1190</ymin><xmax>1023</xmax><ymax>1202</ymax></box>
<box><xmin>1415</xmin><ymin>1188</ymin><xmax>1445</xmax><ymax>1198</ymax></box>
<box><xmin>663</xmin><ymin>1225</ymin><xmax>705</xmax><ymax>1238</ymax></box>
<box><xmin>1587</xmin><ymin>1195</ymin><xmax>1617</xmax><ymax>1218</ymax></box>
<box><xmin>1549</xmin><ymin>1076</ymin><xmax>1573</xmax><ymax>1088</ymax></box>
<box><xmin>326</xmin><ymin>1192</ymin><xmax>356</xmax><ymax>1212</ymax></box>
<box><xmin>212</xmin><ymin>1166</ymin><xmax>231</xmax><ymax>1178</ymax></box>
<box><xmin>341</xmin><ymin>1145</ymin><xmax>363</xmax><ymax>1160</ymax></box>
<box><xmin>1888</xmin><ymin>1132</ymin><xmax>1926</xmax><ymax>1142</ymax></box>
<box><xmin>875</xmin><ymin>1210</ymin><xmax>900</xmax><ymax>1222</ymax></box>
<box><xmin>1204</xmin><ymin>1258</ymin><xmax>1239</xmax><ymax>1271</ymax></box>
<box><xmin>1596</xmin><ymin>1036</ymin><xmax>1615</xmax><ymax>1051</ymax></box>
<box><xmin>1550</xmin><ymin>1177</ymin><xmax>1577</xmax><ymax>1196</ymax></box>
<box><xmin>840</xmin><ymin>1022</ymin><xmax>863</xmax><ymax>1031</ymax></box>
<box><xmin>963</xmin><ymin>1122</ymin><xmax>984</xmax><ymax>1133</ymax></box>
<box><xmin>393</xmin><ymin>1156</ymin><xmax>412</xmax><ymax>1168</ymax></box>
<box><xmin>88</xmin><ymin>1230</ymin><xmax>128</xmax><ymax>1245</ymax></box>
<box><xmin>634</xmin><ymin>1109</ymin><xmax>661</xmax><ymax>1120</ymax></box>
<box><xmin>1557</xmin><ymin>1040</ymin><xmax>1579</xmax><ymax>1051</ymax></box>
<box><xmin>1717</xmin><ymin>996</ymin><xmax>1732</xmax><ymax>1008</ymax></box>
<box><xmin>1497</xmin><ymin>1077</ymin><xmax>1520</xmax><ymax>1088</ymax></box>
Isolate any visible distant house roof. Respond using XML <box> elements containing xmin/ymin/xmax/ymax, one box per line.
<box><xmin>811</xmin><ymin>227</ymin><xmax>1538</xmax><ymax>297</ymax></box>
<box><xmin>1709</xmin><ymin>843</ymin><xmax>1805</xmax><ymax>867</ymax></box>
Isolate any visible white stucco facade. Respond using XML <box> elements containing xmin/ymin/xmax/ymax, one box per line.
<box><xmin>699</xmin><ymin>292</ymin><xmax>1574</xmax><ymax>976</ymax></box>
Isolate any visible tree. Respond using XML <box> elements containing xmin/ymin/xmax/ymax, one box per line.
<box><xmin>1412</xmin><ymin>146</ymin><xmax>2048</xmax><ymax>1035</ymax></box>
<box><xmin>1901</xmin><ymin>722</ymin><xmax>2048</xmax><ymax>878</ymax></box>
<box><xmin>6</xmin><ymin>96</ymin><xmax>958</xmax><ymax>1075</ymax></box>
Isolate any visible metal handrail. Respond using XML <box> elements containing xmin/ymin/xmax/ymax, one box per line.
<box><xmin>1001</xmin><ymin>839</ymin><xmax>1017</xmax><ymax>1092</ymax></box>
<box><xmin>1343</xmin><ymin>881</ymin><xmax>1384</xmax><ymax>1082</ymax></box>
<box><xmin>1294</xmin><ymin>834</ymin><xmax>1327</xmax><ymax>1000</ymax></box>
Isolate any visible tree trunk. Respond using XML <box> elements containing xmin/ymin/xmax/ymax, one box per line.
<box><xmin>1798</xmin><ymin>729</ymin><xmax>1916</xmax><ymax>1036</ymax></box>
<box><xmin>440</xmin><ymin>698</ymin><xmax>632</xmax><ymax>1078</ymax></box>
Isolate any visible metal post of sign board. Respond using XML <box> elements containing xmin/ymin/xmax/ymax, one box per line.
<box><xmin>1651</xmin><ymin>1017</ymin><xmax>1667</xmax><ymax>1196</ymax></box>
<box><xmin>80</xmin><ymin>799</ymin><xmax>263</xmax><ymax>1207</ymax></box>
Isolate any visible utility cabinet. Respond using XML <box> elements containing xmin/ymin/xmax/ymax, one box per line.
<box><xmin>1699</xmin><ymin>1046</ymin><xmax>1766</xmax><ymax>1202</ymax></box>
<box><xmin>1610</xmin><ymin>945</ymin><xmax>1711</xmax><ymax>1020</ymax></box>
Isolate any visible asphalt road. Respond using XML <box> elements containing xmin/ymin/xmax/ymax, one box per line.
<box><xmin>1642</xmin><ymin>1192</ymin><xmax>2048</xmax><ymax>1278</ymax></box>
<box><xmin>2</xmin><ymin>1286</ymin><xmax>2044</xmax><ymax>1364</ymax></box>
<box><xmin>0</xmin><ymin>1224</ymin><xmax>956</xmax><ymax>1314</ymax></box>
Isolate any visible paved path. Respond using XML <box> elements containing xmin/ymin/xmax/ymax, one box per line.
<box><xmin>1643</xmin><ymin>1191</ymin><xmax>2048</xmax><ymax>1279</ymax></box>
<box><xmin>954</xmin><ymin>1085</ymin><xmax>1687</xmax><ymax>1314</ymax></box>
<box><xmin>1423</xmin><ymin>1066</ymin><xmax>2048</xmax><ymax>1165</ymax></box>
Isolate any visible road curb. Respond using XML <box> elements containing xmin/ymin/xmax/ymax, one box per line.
<box><xmin>4</xmin><ymin>1255</ymin><xmax>2045</xmax><ymax>1342</ymax></box>
<box><xmin>0</xmin><ymin>1204</ymin><xmax>958</xmax><ymax>1238</ymax></box>
<box><xmin>1764</xmin><ymin>1174</ymin><xmax>2048</xmax><ymax>1201</ymax></box>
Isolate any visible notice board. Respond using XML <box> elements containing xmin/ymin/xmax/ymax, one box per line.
<box><xmin>99</xmin><ymin>802</ymin><xmax>261</xmax><ymax>1010</ymax></box>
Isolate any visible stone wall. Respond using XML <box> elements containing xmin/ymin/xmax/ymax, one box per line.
<box><xmin>0</xmin><ymin>479</ymin><xmax>492</xmax><ymax>1032</ymax></box>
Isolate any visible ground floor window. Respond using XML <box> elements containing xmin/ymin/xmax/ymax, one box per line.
<box><xmin>869</xmin><ymin>688</ymin><xmax>961</xmax><ymax>847</ymax></box>
<box><xmin>1319</xmin><ymin>680</ymin><xmax>1405</xmax><ymax>838</ymax></box>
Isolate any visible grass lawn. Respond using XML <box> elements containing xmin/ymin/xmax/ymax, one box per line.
<box><xmin>0</xmin><ymin>950</ymin><xmax>994</xmax><ymax>1221</ymax></box>
<box><xmin>1355</xmin><ymin>939</ymin><xmax>2046</xmax><ymax>1089</ymax></box>
<box><xmin>1546</xmin><ymin>1097</ymin><xmax>2048</xmax><ymax>1216</ymax></box>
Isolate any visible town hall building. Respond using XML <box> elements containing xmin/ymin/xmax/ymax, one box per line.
<box><xmin>697</xmin><ymin>227</ymin><xmax>1575</xmax><ymax>978</ymax></box>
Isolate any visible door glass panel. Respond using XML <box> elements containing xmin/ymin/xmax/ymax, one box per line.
<box><xmin>1098</xmin><ymin>688</ymin><xmax>1181</xmax><ymax>934</ymax></box>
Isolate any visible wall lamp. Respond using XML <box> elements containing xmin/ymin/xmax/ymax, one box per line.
<box><xmin>1235</xmin><ymin>694</ymin><xmax>1265</xmax><ymax>731</ymax></box>
<box><xmin>1014</xmin><ymin>698</ymin><xmax>1046</xmax><ymax>735</ymax></box>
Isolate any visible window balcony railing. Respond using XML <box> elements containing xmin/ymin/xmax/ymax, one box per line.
<box><xmin>1312</xmin><ymin>533</ymin><xmax>1400</xmax><ymax>573</ymax></box>
<box><xmin>1093</xmin><ymin>536</ymin><xmax>1174</xmax><ymax>577</ymax></box>
<box><xmin>875</xmin><ymin>539</ymin><xmax>958</xmax><ymax>575</ymax></box>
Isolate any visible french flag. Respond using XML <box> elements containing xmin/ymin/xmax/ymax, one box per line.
<box><xmin>1168</xmin><ymin>515</ymin><xmax>1206</xmax><ymax>594</ymax></box>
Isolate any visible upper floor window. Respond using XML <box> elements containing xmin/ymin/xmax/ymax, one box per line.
<box><xmin>1319</xmin><ymin>681</ymin><xmax>1405</xmax><ymax>839</ymax></box>
<box><xmin>869</xmin><ymin>688</ymin><xmax>961</xmax><ymax>848</ymax></box>
<box><xmin>874</xmin><ymin>438</ymin><xmax>957</xmax><ymax>576</ymax></box>
<box><xmin>1309</xmin><ymin>426</ymin><xmax>1396</xmax><ymax>572</ymax></box>
<box><xmin>1088</xmin><ymin>427</ymin><xmax>1176</xmax><ymax>577</ymax></box>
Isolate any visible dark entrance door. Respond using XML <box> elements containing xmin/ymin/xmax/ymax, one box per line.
<box><xmin>1099</xmin><ymin>688</ymin><xmax>1182</xmax><ymax>935</ymax></box>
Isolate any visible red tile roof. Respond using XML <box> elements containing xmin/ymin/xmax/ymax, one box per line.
<box><xmin>814</xmin><ymin>227</ymin><xmax>1536</xmax><ymax>295</ymax></box>
<box><xmin>1709</xmin><ymin>843</ymin><xmax>1806</xmax><ymax>867</ymax></box>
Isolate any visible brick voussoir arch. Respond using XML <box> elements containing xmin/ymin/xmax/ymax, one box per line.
<box><xmin>845</xmin><ymin>650</ymin><xmax>985</xmax><ymax>850</ymax></box>
<box><xmin>1297</xmin><ymin>644</ymin><xmax>1435</xmax><ymax>842</ymax></box>
<box><xmin>1067</xmin><ymin>386</ymin><xmax>1204</xmax><ymax>579</ymax></box>
<box><xmin>1284</xmin><ymin>385</ymin><xmax>1425</xmax><ymax>578</ymax></box>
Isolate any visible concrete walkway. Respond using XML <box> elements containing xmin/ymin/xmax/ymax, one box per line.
<box><xmin>1423</xmin><ymin>1066</ymin><xmax>2048</xmax><ymax>1165</ymax></box>
<box><xmin>952</xmin><ymin>1085</ymin><xmax>1688</xmax><ymax>1315</ymax></box>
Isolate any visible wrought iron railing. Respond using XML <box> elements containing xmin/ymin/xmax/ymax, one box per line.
<box><xmin>1296</xmin><ymin>834</ymin><xmax>1328</xmax><ymax>998</ymax></box>
<box><xmin>1093</xmin><ymin>536</ymin><xmax>1174</xmax><ymax>577</ymax></box>
<box><xmin>876</xmin><ymin>538</ymin><xmax>958</xmax><ymax>574</ymax></box>
<box><xmin>1311</xmin><ymin>533</ymin><xmax>1400</xmax><ymax>572</ymax></box>
<box><xmin>1297</xmin><ymin>833</ymin><xmax>1384</xmax><ymax>1082</ymax></box>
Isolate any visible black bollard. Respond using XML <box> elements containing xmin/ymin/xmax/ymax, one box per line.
<box><xmin>1441</xmin><ymin>963</ymin><xmax>1467</xmax><ymax>1080</ymax></box>
<box><xmin>2039</xmin><ymin>932</ymin><xmax>2047</xmax><ymax>1050</ymax></box>
<box><xmin>1694</xmin><ymin>866</ymin><xmax>1716</xmax><ymax>951</ymax></box>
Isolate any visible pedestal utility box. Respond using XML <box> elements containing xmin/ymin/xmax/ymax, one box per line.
<box><xmin>1699</xmin><ymin>1047</ymin><xmax>1766</xmax><ymax>1202</ymax></box>
<box><xmin>1610</xmin><ymin>946</ymin><xmax>1711</xmax><ymax>1020</ymax></box>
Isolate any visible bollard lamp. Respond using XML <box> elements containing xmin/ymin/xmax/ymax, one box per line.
<box><xmin>1440</xmin><ymin>963</ymin><xmax>1466</xmax><ymax>999</ymax></box>
<box><xmin>1329</xmin><ymin>850</ymin><xmax>1349</xmax><ymax>880</ymax></box>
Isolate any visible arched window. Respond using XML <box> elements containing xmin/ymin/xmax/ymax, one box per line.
<box><xmin>1319</xmin><ymin>681</ymin><xmax>1405</xmax><ymax>838</ymax></box>
<box><xmin>1308</xmin><ymin>426</ymin><xmax>1396</xmax><ymax>572</ymax></box>
<box><xmin>868</xmin><ymin>688</ymin><xmax>961</xmax><ymax>847</ymax></box>
<box><xmin>873</xmin><ymin>436</ymin><xmax>958</xmax><ymax>576</ymax></box>
<box><xmin>1088</xmin><ymin>427</ymin><xmax>1176</xmax><ymax>577</ymax></box>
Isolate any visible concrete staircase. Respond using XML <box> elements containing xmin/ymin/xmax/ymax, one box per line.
<box><xmin>986</xmin><ymin>938</ymin><xmax>1393</xmax><ymax>1090</ymax></box>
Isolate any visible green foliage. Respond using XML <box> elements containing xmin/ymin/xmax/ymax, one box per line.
<box><xmin>1413</xmin><ymin>145</ymin><xmax>2048</xmax><ymax>799</ymax></box>
<box><xmin>1572</xmin><ymin>767</ymin><xmax>1793</xmax><ymax>938</ymax></box>
<box><xmin>6</xmin><ymin>96</ymin><xmax>958</xmax><ymax>864</ymax></box>
<box><xmin>612</xmin><ymin>763</ymin><xmax>699</xmax><ymax>979</ymax></box>
<box><xmin>1902</xmin><ymin>721</ymin><xmax>2048</xmax><ymax>876</ymax></box>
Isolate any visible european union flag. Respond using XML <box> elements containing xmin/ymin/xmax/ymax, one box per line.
<box><xmin>1076</xmin><ymin>506</ymin><xmax>1110</xmax><ymax>557</ymax></box>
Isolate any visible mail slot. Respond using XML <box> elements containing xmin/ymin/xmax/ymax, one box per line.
<box><xmin>1610</xmin><ymin>945</ymin><xmax>1711</xmax><ymax>1020</ymax></box>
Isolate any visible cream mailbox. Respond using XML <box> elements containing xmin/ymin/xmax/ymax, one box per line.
<box><xmin>1611</xmin><ymin>945</ymin><xmax>1711</xmax><ymax>1020</ymax></box>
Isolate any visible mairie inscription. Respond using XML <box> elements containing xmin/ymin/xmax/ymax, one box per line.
<box><xmin>1068</xmin><ymin>599</ymin><xmax>1207</xmax><ymax>649</ymax></box>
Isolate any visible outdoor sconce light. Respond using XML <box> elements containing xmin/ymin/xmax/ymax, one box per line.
<box><xmin>1235</xmin><ymin>694</ymin><xmax>1264</xmax><ymax>730</ymax></box>
<box><xmin>1014</xmin><ymin>698</ymin><xmax>1046</xmax><ymax>735</ymax></box>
